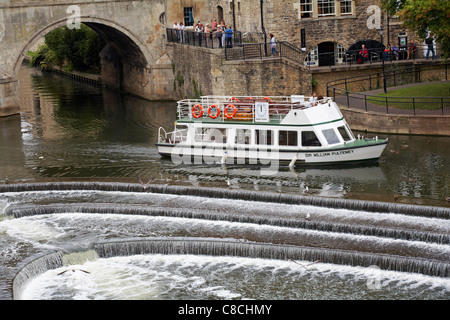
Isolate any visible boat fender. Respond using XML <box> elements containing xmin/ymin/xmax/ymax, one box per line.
<box><xmin>192</xmin><ymin>104</ymin><xmax>204</xmax><ymax>118</ymax></box>
<box><xmin>208</xmin><ymin>105</ymin><xmax>221</xmax><ymax>119</ymax></box>
<box><xmin>224</xmin><ymin>104</ymin><xmax>237</xmax><ymax>119</ymax></box>
<box><xmin>289</xmin><ymin>156</ymin><xmax>298</xmax><ymax>167</ymax></box>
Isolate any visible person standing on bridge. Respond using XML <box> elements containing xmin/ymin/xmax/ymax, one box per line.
<box><xmin>179</xmin><ymin>22</ymin><xmax>185</xmax><ymax>43</ymax></box>
<box><xmin>270</xmin><ymin>34</ymin><xmax>280</xmax><ymax>57</ymax></box>
<box><xmin>225</xmin><ymin>26</ymin><xmax>233</xmax><ymax>48</ymax></box>
<box><xmin>425</xmin><ymin>33</ymin><xmax>435</xmax><ymax>60</ymax></box>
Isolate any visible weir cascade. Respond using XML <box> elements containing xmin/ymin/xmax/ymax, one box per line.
<box><xmin>1</xmin><ymin>182</ymin><xmax>449</xmax><ymax>300</ymax></box>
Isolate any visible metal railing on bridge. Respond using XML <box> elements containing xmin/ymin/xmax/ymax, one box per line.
<box><xmin>166</xmin><ymin>28</ymin><xmax>242</xmax><ymax>49</ymax></box>
<box><xmin>224</xmin><ymin>42</ymin><xmax>444</xmax><ymax>68</ymax></box>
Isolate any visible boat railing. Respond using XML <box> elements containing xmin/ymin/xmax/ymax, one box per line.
<box><xmin>176</xmin><ymin>96</ymin><xmax>329</xmax><ymax>122</ymax></box>
<box><xmin>158</xmin><ymin>126</ymin><xmax>188</xmax><ymax>144</ymax></box>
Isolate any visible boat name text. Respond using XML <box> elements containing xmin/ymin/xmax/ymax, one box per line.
<box><xmin>305</xmin><ymin>149</ymin><xmax>354</xmax><ymax>157</ymax></box>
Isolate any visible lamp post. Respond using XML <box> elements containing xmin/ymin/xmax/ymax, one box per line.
<box><xmin>379</xmin><ymin>28</ymin><xmax>387</xmax><ymax>93</ymax></box>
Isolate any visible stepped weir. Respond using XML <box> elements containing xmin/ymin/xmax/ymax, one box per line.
<box><xmin>1</xmin><ymin>182</ymin><xmax>449</xmax><ymax>300</ymax></box>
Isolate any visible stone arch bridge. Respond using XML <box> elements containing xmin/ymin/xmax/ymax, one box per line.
<box><xmin>0</xmin><ymin>0</ymin><xmax>177</xmax><ymax>116</ymax></box>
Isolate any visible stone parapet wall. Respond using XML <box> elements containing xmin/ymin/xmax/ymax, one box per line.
<box><xmin>169</xmin><ymin>43</ymin><xmax>312</xmax><ymax>99</ymax></box>
<box><xmin>340</xmin><ymin>107</ymin><xmax>450</xmax><ymax>136</ymax></box>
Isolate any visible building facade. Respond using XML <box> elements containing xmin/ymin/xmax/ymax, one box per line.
<box><xmin>167</xmin><ymin>0</ymin><xmax>413</xmax><ymax>67</ymax></box>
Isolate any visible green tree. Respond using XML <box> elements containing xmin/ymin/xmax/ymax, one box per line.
<box><xmin>381</xmin><ymin>0</ymin><xmax>450</xmax><ymax>58</ymax></box>
<box><xmin>31</xmin><ymin>24</ymin><xmax>105</xmax><ymax>72</ymax></box>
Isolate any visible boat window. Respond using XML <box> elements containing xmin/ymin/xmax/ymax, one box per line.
<box><xmin>301</xmin><ymin>131</ymin><xmax>322</xmax><ymax>147</ymax></box>
<box><xmin>337</xmin><ymin>126</ymin><xmax>352</xmax><ymax>141</ymax></box>
<box><xmin>256</xmin><ymin>130</ymin><xmax>274</xmax><ymax>145</ymax></box>
<box><xmin>195</xmin><ymin>128</ymin><xmax>227</xmax><ymax>143</ymax></box>
<box><xmin>195</xmin><ymin>128</ymin><xmax>207</xmax><ymax>142</ymax></box>
<box><xmin>235</xmin><ymin>129</ymin><xmax>252</xmax><ymax>145</ymax></box>
<box><xmin>322</xmin><ymin>128</ymin><xmax>340</xmax><ymax>145</ymax></box>
<box><xmin>279</xmin><ymin>130</ymin><xmax>298</xmax><ymax>146</ymax></box>
<box><xmin>210</xmin><ymin>128</ymin><xmax>227</xmax><ymax>143</ymax></box>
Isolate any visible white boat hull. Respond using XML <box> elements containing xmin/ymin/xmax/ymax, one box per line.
<box><xmin>156</xmin><ymin>141</ymin><xmax>388</xmax><ymax>166</ymax></box>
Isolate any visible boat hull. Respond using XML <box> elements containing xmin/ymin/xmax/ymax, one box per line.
<box><xmin>156</xmin><ymin>140</ymin><xmax>388</xmax><ymax>166</ymax></box>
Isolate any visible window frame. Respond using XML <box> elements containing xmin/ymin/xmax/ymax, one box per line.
<box><xmin>317</xmin><ymin>0</ymin><xmax>336</xmax><ymax>17</ymax></box>
<box><xmin>322</xmin><ymin>128</ymin><xmax>341</xmax><ymax>145</ymax></box>
<box><xmin>301</xmin><ymin>131</ymin><xmax>322</xmax><ymax>147</ymax></box>
<box><xmin>256</xmin><ymin>129</ymin><xmax>274</xmax><ymax>146</ymax></box>
<box><xmin>299</xmin><ymin>0</ymin><xmax>314</xmax><ymax>19</ymax></box>
<box><xmin>339</xmin><ymin>0</ymin><xmax>353</xmax><ymax>15</ymax></box>
<box><xmin>279</xmin><ymin>130</ymin><xmax>299</xmax><ymax>147</ymax></box>
<box><xmin>183</xmin><ymin>7</ymin><xmax>194</xmax><ymax>27</ymax></box>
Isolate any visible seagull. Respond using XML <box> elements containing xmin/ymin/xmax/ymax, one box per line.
<box><xmin>290</xmin><ymin>259</ymin><xmax>321</xmax><ymax>269</ymax></box>
<box><xmin>57</xmin><ymin>269</ymin><xmax>91</xmax><ymax>276</ymax></box>
<box><xmin>305</xmin><ymin>213</ymin><xmax>311</xmax><ymax>220</ymax></box>
<box><xmin>137</xmin><ymin>176</ymin><xmax>154</xmax><ymax>189</ymax></box>
<box><xmin>302</xmin><ymin>186</ymin><xmax>309</xmax><ymax>194</ymax></box>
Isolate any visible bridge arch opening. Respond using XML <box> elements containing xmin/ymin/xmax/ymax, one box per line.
<box><xmin>14</xmin><ymin>17</ymin><xmax>155</xmax><ymax>96</ymax></box>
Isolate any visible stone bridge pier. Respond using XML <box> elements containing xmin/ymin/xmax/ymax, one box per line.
<box><xmin>0</xmin><ymin>0</ymin><xmax>175</xmax><ymax>117</ymax></box>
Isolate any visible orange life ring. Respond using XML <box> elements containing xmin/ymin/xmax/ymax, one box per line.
<box><xmin>192</xmin><ymin>104</ymin><xmax>204</xmax><ymax>118</ymax></box>
<box><xmin>224</xmin><ymin>104</ymin><xmax>237</xmax><ymax>119</ymax></box>
<box><xmin>263</xmin><ymin>97</ymin><xmax>272</xmax><ymax>102</ymax></box>
<box><xmin>208</xmin><ymin>105</ymin><xmax>221</xmax><ymax>119</ymax></box>
<box><xmin>228</xmin><ymin>97</ymin><xmax>239</xmax><ymax>102</ymax></box>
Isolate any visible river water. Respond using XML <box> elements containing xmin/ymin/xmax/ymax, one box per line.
<box><xmin>0</xmin><ymin>64</ymin><xmax>449</xmax><ymax>301</ymax></box>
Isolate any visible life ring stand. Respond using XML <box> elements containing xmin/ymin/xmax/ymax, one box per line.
<box><xmin>192</xmin><ymin>104</ymin><xmax>204</xmax><ymax>118</ymax></box>
<box><xmin>224</xmin><ymin>104</ymin><xmax>237</xmax><ymax>119</ymax></box>
<box><xmin>208</xmin><ymin>104</ymin><xmax>221</xmax><ymax>119</ymax></box>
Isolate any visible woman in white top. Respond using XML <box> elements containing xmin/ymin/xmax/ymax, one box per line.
<box><xmin>270</xmin><ymin>33</ymin><xmax>280</xmax><ymax>57</ymax></box>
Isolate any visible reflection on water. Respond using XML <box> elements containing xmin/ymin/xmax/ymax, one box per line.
<box><xmin>0</xmin><ymin>64</ymin><xmax>449</xmax><ymax>301</ymax></box>
<box><xmin>0</xmin><ymin>64</ymin><xmax>448</xmax><ymax>207</ymax></box>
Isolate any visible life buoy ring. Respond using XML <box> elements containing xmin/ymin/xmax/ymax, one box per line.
<box><xmin>208</xmin><ymin>105</ymin><xmax>221</xmax><ymax>119</ymax></box>
<box><xmin>224</xmin><ymin>104</ymin><xmax>237</xmax><ymax>119</ymax></box>
<box><xmin>192</xmin><ymin>104</ymin><xmax>204</xmax><ymax>118</ymax></box>
<box><xmin>228</xmin><ymin>97</ymin><xmax>239</xmax><ymax>102</ymax></box>
<box><xmin>263</xmin><ymin>97</ymin><xmax>272</xmax><ymax>102</ymax></box>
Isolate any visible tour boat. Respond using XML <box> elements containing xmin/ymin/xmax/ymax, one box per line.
<box><xmin>156</xmin><ymin>95</ymin><xmax>388</xmax><ymax>167</ymax></box>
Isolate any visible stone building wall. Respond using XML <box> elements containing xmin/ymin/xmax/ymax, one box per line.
<box><xmin>169</xmin><ymin>43</ymin><xmax>311</xmax><ymax>99</ymax></box>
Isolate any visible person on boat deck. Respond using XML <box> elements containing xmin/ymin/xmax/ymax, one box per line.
<box><xmin>309</xmin><ymin>93</ymin><xmax>317</xmax><ymax>107</ymax></box>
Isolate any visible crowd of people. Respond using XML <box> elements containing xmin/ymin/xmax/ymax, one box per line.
<box><xmin>172</xmin><ymin>18</ymin><xmax>234</xmax><ymax>48</ymax></box>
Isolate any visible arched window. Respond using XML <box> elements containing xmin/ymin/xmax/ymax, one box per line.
<box><xmin>217</xmin><ymin>6</ymin><xmax>224</xmax><ymax>23</ymax></box>
<box><xmin>304</xmin><ymin>42</ymin><xmax>347</xmax><ymax>67</ymax></box>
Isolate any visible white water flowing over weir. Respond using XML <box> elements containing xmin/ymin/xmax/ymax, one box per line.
<box><xmin>1</xmin><ymin>182</ymin><xmax>449</xmax><ymax>300</ymax></box>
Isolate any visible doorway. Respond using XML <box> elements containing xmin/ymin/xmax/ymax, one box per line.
<box><xmin>318</xmin><ymin>42</ymin><xmax>335</xmax><ymax>66</ymax></box>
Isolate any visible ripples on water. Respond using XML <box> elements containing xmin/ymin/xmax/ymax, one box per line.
<box><xmin>0</xmin><ymin>64</ymin><xmax>449</xmax><ymax>301</ymax></box>
<box><xmin>0</xmin><ymin>65</ymin><xmax>448</xmax><ymax>206</ymax></box>
<box><xmin>0</xmin><ymin>188</ymin><xmax>449</xmax><ymax>300</ymax></box>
